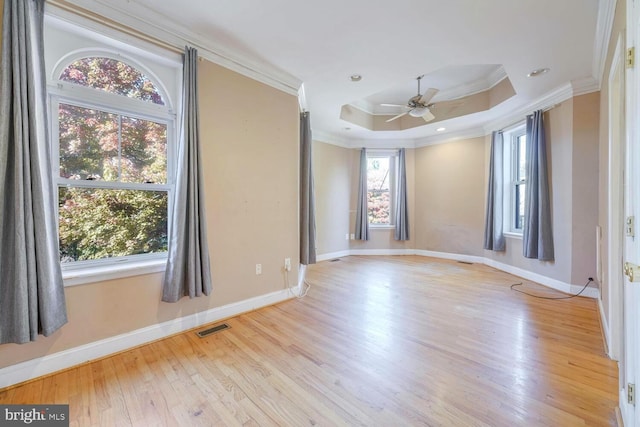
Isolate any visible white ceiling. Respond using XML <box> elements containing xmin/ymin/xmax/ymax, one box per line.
<box><xmin>58</xmin><ymin>0</ymin><xmax>611</xmax><ymax>145</ymax></box>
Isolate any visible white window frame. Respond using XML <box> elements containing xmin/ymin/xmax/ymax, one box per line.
<box><xmin>502</xmin><ymin>123</ymin><xmax>527</xmax><ymax>237</ymax></box>
<box><xmin>366</xmin><ymin>149</ymin><xmax>398</xmax><ymax>228</ymax></box>
<box><xmin>44</xmin><ymin>14</ymin><xmax>181</xmax><ymax>285</ymax></box>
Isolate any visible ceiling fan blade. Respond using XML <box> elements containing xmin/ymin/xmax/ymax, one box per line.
<box><xmin>386</xmin><ymin>111</ymin><xmax>408</xmax><ymax>122</ymax></box>
<box><xmin>380</xmin><ymin>103</ymin><xmax>407</xmax><ymax>108</ymax></box>
<box><xmin>422</xmin><ymin>110</ymin><xmax>435</xmax><ymax>122</ymax></box>
<box><xmin>419</xmin><ymin>88</ymin><xmax>439</xmax><ymax>105</ymax></box>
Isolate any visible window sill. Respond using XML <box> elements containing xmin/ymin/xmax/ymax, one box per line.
<box><xmin>369</xmin><ymin>225</ymin><xmax>395</xmax><ymax>230</ymax></box>
<box><xmin>504</xmin><ymin>231</ymin><xmax>523</xmax><ymax>239</ymax></box>
<box><xmin>62</xmin><ymin>258</ymin><xmax>166</xmax><ymax>287</ymax></box>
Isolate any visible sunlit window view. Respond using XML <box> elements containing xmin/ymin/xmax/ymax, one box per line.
<box><xmin>367</xmin><ymin>156</ymin><xmax>391</xmax><ymax>225</ymax></box>
<box><xmin>55</xmin><ymin>57</ymin><xmax>170</xmax><ymax>262</ymax></box>
<box><xmin>60</xmin><ymin>57</ymin><xmax>165</xmax><ymax>105</ymax></box>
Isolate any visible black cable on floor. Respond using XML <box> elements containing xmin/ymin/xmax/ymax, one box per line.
<box><xmin>510</xmin><ymin>278</ymin><xmax>593</xmax><ymax>300</ymax></box>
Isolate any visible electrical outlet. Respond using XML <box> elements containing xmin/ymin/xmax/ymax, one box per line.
<box><xmin>255</xmin><ymin>264</ymin><xmax>262</xmax><ymax>275</ymax></box>
<box><xmin>284</xmin><ymin>258</ymin><xmax>291</xmax><ymax>271</ymax></box>
<box><xmin>350</xmin><ymin>233</ymin><xmax>355</xmax><ymax>240</ymax></box>
<box><xmin>345</xmin><ymin>233</ymin><xmax>350</xmax><ymax>240</ymax></box>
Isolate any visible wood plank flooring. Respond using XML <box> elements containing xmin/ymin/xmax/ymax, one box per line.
<box><xmin>0</xmin><ymin>256</ymin><xmax>619</xmax><ymax>426</ymax></box>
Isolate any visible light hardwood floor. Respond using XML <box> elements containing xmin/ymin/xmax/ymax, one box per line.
<box><xmin>0</xmin><ymin>256</ymin><xmax>618</xmax><ymax>426</ymax></box>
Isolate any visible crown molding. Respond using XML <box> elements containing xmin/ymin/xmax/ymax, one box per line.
<box><xmin>414</xmin><ymin>126</ymin><xmax>487</xmax><ymax>148</ymax></box>
<box><xmin>571</xmin><ymin>76</ymin><xmax>600</xmax><ymax>96</ymax></box>
<box><xmin>312</xmin><ymin>130</ymin><xmax>419</xmax><ymax>149</ymax></box>
<box><xmin>48</xmin><ymin>0</ymin><xmax>302</xmax><ymax>96</ymax></box>
<box><xmin>431</xmin><ymin>67</ymin><xmax>508</xmax><ymax>103</ymax></box>
<box><xmin>483</xmin><ymin>82</ymin><xmax>574</xmax><ymax>132</ymax></box>
<box><xmin>350</xmin><ymin>139</ymin><xmax>417</xmax><ymax>149</ymax></box>
<box><xmin>312</xmin><ymin>130</ymin><xmax>353</xmax><ymax>148</ymax></box>
<box><xmin>593</xmin><ymin>0</ymin><xmax>618</xmax><ymax>87</ymax></box>
<box><xmin>351</xmin><ymin>67</ymin><xmax>508</xmax><ymax>115</ymax></box>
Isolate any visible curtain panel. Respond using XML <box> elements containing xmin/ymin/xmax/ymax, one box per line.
<box><xmin>0</xmin><ymin>0</ymin><xmax>68</xmax><ymax>343</ymax></box>
<box><xmin>483</xmin><ymin>131</ymin><xmax>505</xmax><ymax>251</ymax></box>
<box><xmin>523</xmin><ymin>110</ymin><xmax>554</xmax><ymax>261</ymax></box>
<box><xmin>300</xmin><ymin>112</ymin><xmax>317</xmax><ymax>265</ymax></box>
<box><xmin>394</xmin><ymin>148</ymin><xmax>410</xmax><ymax>240</ymax></box>
<box><xmin>355</xmin><ymin>148</ymin><xmax>369</xmax><ymax>240</ymax></box>
<box><xmin>162</xmin><ymin>46</ymin><xmax>213</xmax><ymax>302</ymax></box>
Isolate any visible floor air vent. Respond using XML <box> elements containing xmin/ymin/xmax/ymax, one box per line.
<box><xmin>458</xmin><ymin>261</ymin><xmax>474</xmax><ymax>265</ymax></box>
<box><xmin>196</xmin><ymin>323</ymin><xmax>230</xmax><ymax>338</ymax></box>
<box><xmin>330</xmin><ymin>259</ymin><xmax>341</xmax><ymax>262</ymax></box>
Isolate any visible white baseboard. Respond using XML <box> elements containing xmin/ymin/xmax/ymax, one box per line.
<box><xmin>414</xmin><ymin>249</ymin><xmax>484</xmax><ymax>264</ymax></box>
<box><xmin>598</xmin><ymin>296</ymin><xmax>611</xmax><ymax>356</ymax></box>
<box><xmin>483</xmin><ymin>258</ymin><xmax>600</xmax><ymax>299</ymax></box>
<box><xmin>0</xmin><ymin>287</ymin><xmax>295</xmax><ymax>389</ymax></box>
<box><xmin>316</xmin><ymin>248</ymin><xmax>599</xmax><ymax>299</ymax></box>
<box><xmin>316</xmin><ymin>250</ymin><xmax>351</xmax><ymax>262</ymax></box>
<box><xmin>349</xmin><ymin>248</ymin><xmax>415</xmax><ymax>256</ymax></box>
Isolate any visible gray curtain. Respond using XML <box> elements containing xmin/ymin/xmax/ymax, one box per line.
<box><xmin>355</xmin><ymin>148</ymin><xmax>369</xmax><ymax>240</ymax></box>
<box><xmin>394</xmin><ymin>148</ymin><xmax>409</xmax><ymax>240</ymax></box>
<box><xmin>523</xmin><ymin>110</ymin><xmax>554</xmax><ymax>260</ymax></box>
<box><xmin>483</xmin><ymin>131</ymin><xmax>505</xmax><ymax>251</ymax></box>
<box><xmin>0</xmin><ymin>0</ymin><xmax>68</xmax><ymax>344</ymax></box>
<box><xmin>300</xmin><ymin>112</ymin><xmax>316</xmax><ymax>265</ymax></box>
<box><xmin>162</xmin><ymin>47</ymin><xmax>213</xmax><ymax>302</ymax></box>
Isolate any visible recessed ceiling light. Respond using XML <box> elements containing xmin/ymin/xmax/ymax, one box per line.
<box><xmin>436</xmin><ymin>127</ymin><xmax>446</xmax><ymax>132</ymax></box>
<box><xmin>350</xmin><ymin>74</ymin><xmax>362</xmax><ymax>82</ymax></box>
<box><xmin>527</xmin><ymin>68</ymin><xmax>550</xmax><ymax>78</ymax></box>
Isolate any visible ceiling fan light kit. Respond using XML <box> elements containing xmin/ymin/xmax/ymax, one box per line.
<box><xmin>384</xmin><ymin>75</ymin><xmax>440</xmax><ymax>123</ymax></box>
<box><xmin>409</xmin><ymin>107</ymin><xmax>428</xmax><ymax>117</ymax></box>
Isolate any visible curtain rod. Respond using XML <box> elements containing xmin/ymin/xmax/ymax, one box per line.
<box><xmin>47</xmin><ymin>0</ymin><xmax>187</xmax><ymax>56</ymax></box>
<box><xmin>500</xmin><ymin>103</ymin><xmax>559</xmax><ymax>132</ymax></box>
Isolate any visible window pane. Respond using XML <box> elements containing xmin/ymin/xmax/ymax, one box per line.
<box><xmin>515</xmin><ymin>183</ymin><xmax>526</xmax><ymax>230</ymax></box>
<box><xmin>59</xmin><ymin>104</ymin><xmax>167</xmax><ymax>184</ymax></box>
<box><xmin>517</xmin><ymin>134</ymin><xmax>527</xmax><ymax>180</ymax></box>
<box><xmin>59</xmin><ymin>104</ymin><xmax>118</xmax><ymax>181</ymax></box>
<box><xmin>59</xmin><ymin>57</ymin><xmax>165</xmax><ymax>105</ymax></box>
<box><xmin>59</xmin><ymin>187</ymin><xmax>168</xmax><ymax>262</ymax></box>
<box><xmin>121</xmin><ymin>116</ymin><xmax>167</xmax><ymax>184</ymax></box>
<box><xmin>367</xmin><ymin>157</ymin><xmax>391</xmax><ymax>224</ymax></box>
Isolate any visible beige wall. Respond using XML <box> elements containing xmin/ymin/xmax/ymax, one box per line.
<box><xmin>414</xmin><ymin>137</ymin><xmax>486</xmax><ymax>256</ymax></box>
<box><xmin>598</xmin><ymin>0</ymin><xmax>626</xmax><ymax>328</ymax></box>
<box><xmin>200</xmin><ymin>61</ymin><xmax>299</xmax><ymax>304</ymax></box>
<box><xmin>314</xmin><ymin>141</ymin><xmax>351</xmax><ymax>255</ymax></box>
<box><xmin>571</xmin><ymin>92</ymin><xmax>600</xmax><ymax>284</ymax></box>
<box><xmin>0</xmin><ymin>58</ymin><xmax>300</xmax><ymax>368</ymax></box>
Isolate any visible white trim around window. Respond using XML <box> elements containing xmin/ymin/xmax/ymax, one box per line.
<box><xmin>502</xmin><ymin>123</ymin><xmax>527</xmax><ymax>235</ymax></box>
<box><xmin>44</xmin><ymin>14</ymin><xmax>181</xmax><ymax>285</ymax></box>
<box><xmin>366</xmin><ymin>149</ymin><xmax>398</xmax><ymax>227</ymax></box>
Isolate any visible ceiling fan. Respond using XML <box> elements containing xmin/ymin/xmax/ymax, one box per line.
<box><xmin>382</xmin><ymin>76</ymin><xmax>439</xmax><ymax>123</ymax></box>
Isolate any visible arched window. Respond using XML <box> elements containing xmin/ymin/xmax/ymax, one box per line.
<box><xmin>51</xmin><ymin>54</ymin><xmax>175</xmax><ymax>265</ymax></box>
<box><xmin>59</xmin><ymin>57</ymin><xmax>165</xmax><ymax>105</ymax></box>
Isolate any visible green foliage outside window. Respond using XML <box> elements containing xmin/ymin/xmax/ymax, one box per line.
<box><xmin>59</xmin><ymin>188</ymin><xmax>168</xmax><ymax>262</ymax></box>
